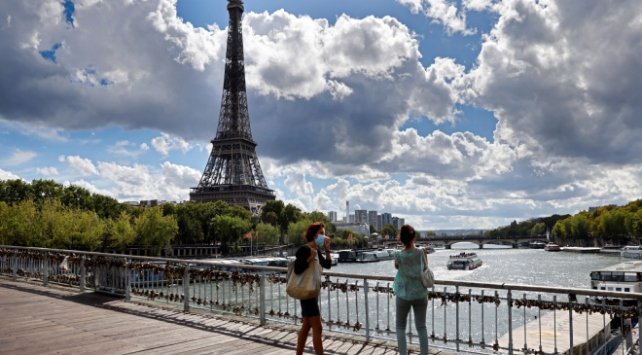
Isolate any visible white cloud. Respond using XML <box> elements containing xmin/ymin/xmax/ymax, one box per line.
<box><xmin>107</xmin><ymin>140</ymin><xmax>149</xmax><ymax>158</ymax></box>
<box><xmin>3</xmin><ymin>149</ymin><xmax>37</xmax><ymax>166</ymax></box>
<box><xmin>0</xmin><ymin>168</ymin><xmax>21</xmax><ymax>180</ymax></box>
<box><xmin>151</xmin><ymin>133</ymin><xmax>191</xmax><ymax>156</ymax></box>
<box><xmin>36</xmin><ymin>166</ymin><xmax>59</xmax><ymax>176</ymax></box>
<box><xmin>62</xmin><ymin>155</ymin><xmax>98</xmax><ymax>176</ymax></box>
<box><xmin>468</xmin><ymin>0</ymin><xmax>642</xmax><ymax>166</ymax></box>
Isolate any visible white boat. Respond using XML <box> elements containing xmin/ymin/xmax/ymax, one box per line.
<box><xmin>544</xmin><ymin>243</ymin><xmax>561</xmax><ymax>252</ymax></box>
<box><xmin>590</xmin><ymin>261</ymin><xmax>642</xmax><ymax>305</ymax></box>
<box><xmin>330</xmin><ymin>253</ymin><xmax>339</xmax><ymax>266</ymax></box>
<box><xmin>447</xmin><ymin>252</ymin><xmax>482</xmax><ymax>270</ymax></box>
<box><xmin>356</xmin><ymin>251</ymin><xmax>379</xmax><ymax>263</ymax></box>
<box><xmin>620</xmin><ymin>245</ymin><xmax>642</xmax><ymax>259</ymax></box>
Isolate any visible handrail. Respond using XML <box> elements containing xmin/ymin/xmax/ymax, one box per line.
<box><xmin>1</xmin><ymin>245</ymin><xmax>640</xmax><ymax>355</ymax></box>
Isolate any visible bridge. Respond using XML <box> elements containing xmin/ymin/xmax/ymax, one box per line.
<box><xmin>1</xmin><ymin>245</ymin><xmax>640</xmax><ymax>355</ymax></box>
<box><xmin>420</xmin><ymin>235</ymin><xmax>549</xmax><ymax>249</ymax></box>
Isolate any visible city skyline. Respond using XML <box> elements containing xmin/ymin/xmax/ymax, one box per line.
<box><xmin>1</xmin><ymin>1</ymin><xmax>642</xmax><ymax>230</ymax></box>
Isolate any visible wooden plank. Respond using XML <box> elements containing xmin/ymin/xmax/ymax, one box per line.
<box><xmin>1</xmin><ymin>277</ymin><xmax>458</xmax><ymax>355</ymax></box>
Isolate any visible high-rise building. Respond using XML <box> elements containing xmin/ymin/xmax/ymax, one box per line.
<box><xmin>354</xmin><ymin>209</ymin><xmax>368</xmax><ymax>224</ymax></box>
<box><xmin>381</xmin><ymin>212</ymin><xmax>392</xmax><ymax>227</ymax></box>
<box><xmin>327</xmin><ymin>211</ymin><xmax>338</xmax><ymax>222</ymax></box>
<box><xmin>190</xmin><ymin>0</ymin><xmax>275</xmax><ymax>216</ymax></box>
<box><xmin>368</xmin><ymin>210</ymin><xmax>378</xmax><ymax>231</ymax></box>
<box><xmin>392</xmin><ymin>216</ymin><xmax>401</xmax><ymax>230</ymax></box>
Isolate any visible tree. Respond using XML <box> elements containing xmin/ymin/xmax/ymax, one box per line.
<box><xmin>381</xmin><ymin>224</ymin><xmax>397</xmax><ymax>240</ymax></box>
<box><xmin>134</xmin><ymin>207</ymin><xmax>178</xmax><ymax>256</ymax></box>
<box><xmin>530</xmin><ymin>222</ymin><xmax>546</xmax><ymax>237</ymax></box>
<box><xmin>287</xmin><ymin>219</ymin><xmax>311</xmax><ymax>245</ymax></box>
<box><xmin>104</xmin><ymin>211</ymin><xmax>136</xmax><ymax>250</ymax></box>
<box><xmin>254</xmin><ymin>223</ymin><xmax>279</xmax><ymax>245</ymax></box>
<box><xmin>61</xmin><ymin>184</ymin><xmax>93</xmax><ymax>210</ymax></box>
<box><xmin>0</xmin><ymin>179</ymin><xmax>32</xmax><ymax>204</ymax></box>
<box><xmin>3</xmin><ymin>199</ymin><xmax>44</xmax><ymax>246</ymax></box>
<box><xmin>209</xmin><ymin>215</ymin><xmax>251</xmax><ymax>255</ymax></box>
<box><xmin>0</xmin><ymin>201</ymin><xmax>8</xmax><ymax>244</ymax></box>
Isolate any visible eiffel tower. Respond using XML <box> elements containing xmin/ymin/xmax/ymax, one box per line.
<box><xmin>190</xmin><ymin>0</ymin><xmax>275</xmax><ymax>215</ymax></box>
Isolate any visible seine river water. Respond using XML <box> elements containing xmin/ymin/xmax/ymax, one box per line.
<box><xmin>331</xmin><ymin>243</ymin><xmax>622</xmax><ymax>289</ymax></box>
<box><xmin>323</xmin><ymin>243</ymin><xmax>627</xmax><ymax>351</ymax></box>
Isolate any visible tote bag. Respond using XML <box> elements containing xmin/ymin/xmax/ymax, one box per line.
<box><xmin>420</xmin><ymin>249</ymin><xmax>435</xmax><ymax>288</ymax></box>
<box><xmin>286</xmin><ymin>257</ymin><xmax>322</xmax><ymax>300</ymax></box>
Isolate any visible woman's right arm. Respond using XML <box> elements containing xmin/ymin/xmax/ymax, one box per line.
<box><xmin>294</xmin><ymin>246</ymin><xmax>311</xmax><ymax>274</ymax></box>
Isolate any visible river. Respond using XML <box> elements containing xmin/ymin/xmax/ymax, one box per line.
<box><xmin>332</xmin><ymin>243</ymin><xmax>622</xmax><ymax>290</ymax></box>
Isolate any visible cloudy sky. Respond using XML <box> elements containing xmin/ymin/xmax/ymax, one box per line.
<box><xmin>1</xmin><ymin>0</ymin><xmax>641</xmax><ymax>230</ymax></box>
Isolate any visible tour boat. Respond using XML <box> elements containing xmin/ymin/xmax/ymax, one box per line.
<box><xmin>544</xmin><ymin>242</ymin><xmax>561</xmax><ymax>252</ymax></box>
<box><xmin>447</xmin><ymin>252</ymin><xmax>483</xmax><ymax>270</ymax></box>
<box><xmin>528</xmin><ymin>241</ymin><xmax>546</xmax><ymax>249</ymax></box>
<box><xmin>355</xmin><ymin>251</ymin><xmax>379</xmax><ymax>263</ymax></box>
<box><xmin>620</xmin><ymin>245</ymin><xmax>642</xmax><ymax>259</ymax></box>
<box><xmin>590</xmin><ymin>261</ymin><xmax>642</xmax><ymax>305</ymax></box>
<box><xmin>329</xmin><ymin>252</ymin><xmax>339</xmax><ymax>265</ymax></box>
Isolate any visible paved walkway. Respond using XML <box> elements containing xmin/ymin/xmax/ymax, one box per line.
<box><xmin>0</xmin><ymin>278</ymin><xmax>451</xmax><ymax>355</ymax></box>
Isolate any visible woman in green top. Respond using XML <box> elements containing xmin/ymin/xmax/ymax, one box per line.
<box><xmin>393</xmin><ymin>224</ymin><xmax>429</xmax><ymax>355</ymax></box>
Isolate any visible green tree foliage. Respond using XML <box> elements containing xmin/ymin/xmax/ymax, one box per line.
<box><xmin>209</xmin><ymin>215</ymin><xmax>251</xmax><ymax>254</ymax></box>
<box><xmin>133</xmin><ymin>207</ymin><xmax>178</xmax><ymax>255</ymax></box>
<box><xmin>260</xmin><ymin>200</ymin><xmax>302</xmax><ymax>243</ymax></box>
<box><xmin>255</xmin><ymin>223</ymin><xmax>279</xmax><ymax>245</ymax></box>
<box><xmin>381</xmin><ymin>224</ymin><xmax>397</xmax><ymax>239</ymax></box>
<box><xmin>0</xmin><ymin>201</ymin><xmax>8</xmax><ymax>244</ymax></box>
<box><xmin>104</xmin><ymin>211</ymin><xmax>136</xmax><ymax>251</ymax></box>
<box><xmin>530</xmin><ymin>222</ymin><xmax>546</xmax><ymax>237</ymax></box>
<box><xmin>287</xmin><ymin>219</ymin><xmax>311</xmax><ymax>246</ymax></box>
<box><xmin>485</xmin><ymin>215</ymin><xmax>570</xmax><ymax>239</ymax></box>
<box><xmin>2</xmin><ymin>199</ymin><xmax>44</xmax><ymax>246</ymax></box>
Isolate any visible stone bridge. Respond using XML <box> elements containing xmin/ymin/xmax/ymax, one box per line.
<box><xmin>424</xmin><ymin>235</ymin><xmax>549</xmax><ymax>249</ymax></box>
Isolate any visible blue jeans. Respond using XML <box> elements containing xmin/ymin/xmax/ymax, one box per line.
<box><xmin>396</xmin><ymin>296</ymin><xmax>428</xmax><ymax>355</ymax></box>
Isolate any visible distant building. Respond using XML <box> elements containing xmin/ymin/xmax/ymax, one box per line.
<box><xmin>349</xmin><ymin>214</ymin><xmax>355</xmax><ymax>223</ymax></box>
<box><xmin>354</xmin><ymin>209</ymin><xmax>368</xmax><ymax>224</ymax></box>
<box><xmin>327</xmin><ymin>211</ymin><xmax>338</xmax><ymax>222</ymax></box>
<box><xmin>381</xmin><ymin>212</ymin><xmax>392</xmax><ymax>227</ymax></box>
<box><xmin>368</xmin><ymin>210</ymin><xmax>378</xmax><ymax>231</ymax></box>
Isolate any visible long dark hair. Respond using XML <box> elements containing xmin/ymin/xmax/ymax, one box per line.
<box><xmin>399</xmin><ymin>224</ymin><xmax>416</xmax><ymax>247</ymax></box>
<box><xmin>304</xmin><ymin>222</ymin><xmax>325</xmax><ymax>242</ymax></box>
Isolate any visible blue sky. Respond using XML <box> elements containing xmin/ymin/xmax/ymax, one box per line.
<box><xmin>1</xmin><ymin>0</ymin><xmax>642</xmax><ymax>230</ymax></box>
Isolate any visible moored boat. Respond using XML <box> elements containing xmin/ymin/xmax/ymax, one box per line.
<box><xmin>447</xmin><ymin>252</ymin><xmax>482</xmax><ymax>270</ymax></box>
<box><xmin>544</xmin><ymin>242</ymin><xmax>561</xmax><ymax>252</ymax></box>
<box><xmin>528</xmin><ymin>241</ymin><xmax>546</xmax><ymax>249</ymax></box>
<box><xmin>620</xmin><ymin>245</ymin><xmax>642</xmax><ymax>259</ymax></box>
<box><xmin>356</xmin><ymin>251</ymin><xmax>379</xmax><ymax>263</ymax></box>
<box><xmin>590</xmin><ymin>261</ymin><xmax>642</xmax><ymax>305</ymax></box>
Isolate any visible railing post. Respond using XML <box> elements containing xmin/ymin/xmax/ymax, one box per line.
<box><xmin>639</xmin><ymin>299</ymin><xmax>642</xmax><ymax>355</ymax></box>
<box><xmin>80</xmin><ymin>255</ymin><xmax>86</xmax><ymax>292</ymax></box>
<box><xmin>11</xmin><ymin>255</ymin><xmax>17</xmax><ymax>280</ymax></box>
<box><xmin>455</xmin><ymin>285</ymin><xmax>460</xmax><ymax>352</ymax></box>
<box><xmin>183</xmin><ymin>265</ymin><xmax>190</xmax><ymax>312</ymax></box>
<box><xmin>480</xmin><ymin>290</ymin><xmax>485</xmax><ymax>347</ymax></box>
<box><xmin>364</xmin><ymin>279</ymin><xmax>370</xmax><ymax>342</ymax></box>
<box><xmin>568</xmin><ymin>293</ymin><xmax>574</xmax><ymax>355</ymax></box>
<box><xmin>259</xmin><ymin>275</ymin><xmax>266</xmax><ymax>326</ymax></box>
<box><xmin>42</xmin><ymin>257</ymin><xmax>49</xmax><ymax>287</ymax></box>
<box><xmin>124</xmin><ymin>258</ymin><xmax>130</xmax><ymax>300</ymax></box>
<box><xmin>507</xmin><ymin>289</ymin><xmax>513</xmax><ymax>355</ymax></box>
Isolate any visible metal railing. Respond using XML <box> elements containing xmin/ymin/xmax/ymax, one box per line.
<box><xmin>1</xmin><ymin>245</ymin><xmax>640</xmax><ymax>355</ymax></box>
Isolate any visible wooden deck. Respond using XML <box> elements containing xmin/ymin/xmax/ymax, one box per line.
<box><xmin>0</xmin><ymin>277</ymin><xmax>451</xmax><ymax>355</ymax></box>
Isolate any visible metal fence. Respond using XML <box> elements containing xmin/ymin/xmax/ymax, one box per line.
<box><xmin>1</xmin><ymin>246</ymin><xmax>640</xmax><ymax>355</ymax></box>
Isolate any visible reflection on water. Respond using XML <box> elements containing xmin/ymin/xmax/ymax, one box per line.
<box><xmin>332</xmin><ymin>243</ymin><xmax>621</xmax><ymax>289</ymax></box>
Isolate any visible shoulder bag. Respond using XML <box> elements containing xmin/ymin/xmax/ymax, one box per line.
<box><xmin>286</xmin><ymin>255</ymin><xmax>322</xmax><ymax>300</ymax></box>
<box><xmin>420</xmin><ymin>248</ymin><xmax>435</xmax><ymax>288</ymax></box>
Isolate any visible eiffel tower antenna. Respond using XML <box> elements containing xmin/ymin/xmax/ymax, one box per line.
<box><xmin>190</xmin><ymin>0</ymin><xmax>275</xmax><ymax>215</ymax></box>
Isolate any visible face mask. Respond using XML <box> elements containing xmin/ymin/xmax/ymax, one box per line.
<box><xmin>316</xmin><ymin>234</ymin><xmax>325</xmax><ymax>249</ymax></box>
